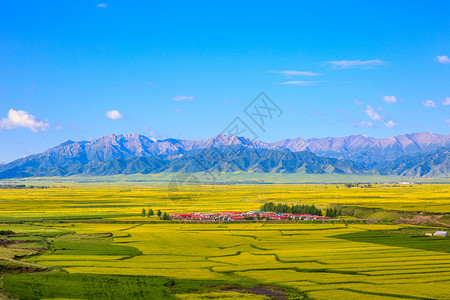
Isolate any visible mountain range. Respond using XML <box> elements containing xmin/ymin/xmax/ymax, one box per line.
<box><xmin>0</xmin><ymin>132</ymin><xmax>449</xmax><ymax>179</ymax></box>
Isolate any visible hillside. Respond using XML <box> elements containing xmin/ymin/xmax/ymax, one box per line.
<box><xmin>375</xmin><ymin>147</ymin><xmax>450</xmax><ymax>177</ymax></box>
<box><xmin>273</xmin><ymin>132</ymin><xmax>450</xmax><ymax>164</ymax></box>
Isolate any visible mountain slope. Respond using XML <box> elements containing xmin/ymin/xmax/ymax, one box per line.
<box><xmin>0</xmin><ymin>132</ymin><xmax>449</xmax><ymax>179</ymax></box>
<box><xmin>375</xmin><ymin>148</ymin><xmax>450</xmax><ymax>177</ymax></box>
<box><xmin>0</xmin><ymin>148</ymin><xmax>373</xmax><ymax>178</ymax></box>
<box><xmin>273</xmin><ymin>132</ymin><xmax>450</xmax><ymax>163</ymax></box>
<box><xmin>0</xmin><ymin>133</ymin><xmax>275</xmax><ymax>172</ymax></box>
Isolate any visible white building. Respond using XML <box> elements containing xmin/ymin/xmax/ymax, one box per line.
<box><xmin>433</xmin><ymin>231</ymin><xmax>448</xmax><ymax>237</ymax></box>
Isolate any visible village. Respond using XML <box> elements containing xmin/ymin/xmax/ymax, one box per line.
<box><xmin>169</xmin><ymin>211</ymin><xmax>329</xmax><ymax>222</ymax></box>
<box><xmin>168</xmin><ymin>211</ymin><xmax>449</xmax><ymax>238</ymax></box>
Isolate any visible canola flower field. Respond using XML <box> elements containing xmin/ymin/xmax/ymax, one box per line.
<box><xmin>0</xmin><ymin>183</ymin><xmax>449</xmax><ymax>222</ymax></box>
<box><xmin>2</xmin><ymin>222</ymin><xmax>450</xmax><ymax>299</ymax></box>
<box><xmin>1</xmin><ymin>181</ymin><xmax>450</xmax><ymax>299</ymax></box>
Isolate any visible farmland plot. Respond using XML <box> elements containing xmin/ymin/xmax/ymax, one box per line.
<box><xmin>18</xmin><ymin>223</ymin><xmax>450</xmax><ymax>299</ymax></box>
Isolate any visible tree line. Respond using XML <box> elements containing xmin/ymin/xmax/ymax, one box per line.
<box><xmin>344</xmin><ymin>183</ymin><xmax>372</xmax><ymax>188</ymax></box>
<box><xmin>260</xmin><ymin>202</ymin><xmax>322</xmax><ymax>216</ymax></box>
<box><xmin>325</xmin><ymin>208</ymin><xmax>342</xmax><ymax>218</ymax></box>
<box><xmin>141</xmin><ymin>208</ymin><xmax>170</xmax><ymax>220</ymax></box>
<box><xmin>0</xmin><ymin>184</ymin><xmax>51</xmax><ymax>189</ymax></box>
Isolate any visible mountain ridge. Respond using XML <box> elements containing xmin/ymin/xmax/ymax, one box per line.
<box><xmin>35</xmin><ymin>131</ymin><xmax>450</xmax><ymax>163</ymax></box>
<box><xmin>0</xmin><ymin>132</ymin><xmax>449</xmax><ymax>179</ymax></box>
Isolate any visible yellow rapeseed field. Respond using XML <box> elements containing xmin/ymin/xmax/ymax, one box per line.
<box><xmin>2</xmin><ymin>183</ymin><xmax>450</xmax><ymax>299</ymax></box>
<box><xmin>0</xmin><ymin>184</ymin><xmax>449</xmax><ymax>222</ymax></box>
<box><xmin>24</xmin><ymin>222</ymin><xmax>450</xmax><ymax>299</ymax></box>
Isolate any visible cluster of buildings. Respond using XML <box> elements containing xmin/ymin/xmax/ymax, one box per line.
<box><xmin>169</xmin><ymin>211</ymin><xmax>328</xmax><ymax>222</ymax></box>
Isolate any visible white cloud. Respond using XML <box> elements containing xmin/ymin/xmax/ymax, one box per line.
<box><xmin>361</xmin><ymin>105</ymin><xmax>398</xmax><ymax>128</ymax></box>
<box><xmin>383</xmin><ymin>120</ymin><xmax>397</xmax><ymax>128</ymax></box>
<box><xmin>436</xmin><ymin>56</ymin><xmax>450</xmax><ymax>64</ymax></box>
<box><xmin>446</xmin><ymin>119</ymin><xmax>450</xmax><ymax>126</ymax></box>
<box><xmin>358</xmin><ymin>121</ymin><xmax>375</xmax><ymax>128</ymax></box>
<box><xmin>96</xmin><ymin>3</ymin><xmax>107</xmax><ymax>7</ymax></box>
<box><xmin>442</xmin><ymin>97</ymin><xmax>450</xmax><ymax>106</ymax></box>
<box><xmin>423</xmin><ymin>100</ymin><xmax>436</xmax><ymax>108</ymax></box>
<box><xmin>106</xmin><ymin>110</ymin><xmax>123</xmax><ymax>120</ymax></box>
<box><xmin>365</xmin><ymin>105</ymin><xmax>381</xmax><ymax>121</ymax></box>
<box><xmin>271</xmin><ymin>70</ymin><xmax>322</xmax><ymax>76</ymax></box>
<box><xmin>274</xmin><ymin>81</ymin><xmax>323</xmax><ymax>86</ymax></box>
<box><xmin>172</xmin><ymin>108</ymin><xmax>182</xmax><ymax>113</ymax></box>
<box><xmin>383</xmin><ymin>95</ymin><xmax>397</xmax><ymax>104</ymax></box>
<box><xmin>325</xmin><ymin>60</ymin><xmax>384</xmax><ymax>69</ymax></box>
<box><xmin>174</xmin><ymin>95</ymin><xmax>195</xmax><ymax>101</ymax></box>
<box><xmin>142</xmin><ymin>126</ymin><xmax>156</xmax><ymax>138</ymax></box>
<box><xmin>354</xmin><ymin>99</ymin><xmax>364</xmax><ymax>105</ymax></box>
<box><xmin>0</xmin><ymin>109</ymin><xmax>49</xmax><ymax>132</ymax></box>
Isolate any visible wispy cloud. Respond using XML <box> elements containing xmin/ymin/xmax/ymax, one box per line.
<box><xmin>96</xmin><ymin>3</ymin><xmax>107</xmax><ymax>8</ymax></box>
<box><xmin>325</xmin><ymin>59</ymin><xmax>384</xmax><ymax>69</ymax></box>
<box><xmin>105</xmin><ymin>110</ymin><xmax>123</xmax><ymax>120</ymax></box>
<box><xmin>423</xmin><ymin>100</ymin><xmax>436</xmax><ymax>108</ymax></box>
<box><xmin>383</xmin><ymin>120</ymin><xmax>396</xmax><ymax>128</ymax></box>
<box><xmin>382</xmin><ymin>95</ymin><xmax>397</xmax><ymax>104</ymax></box>
<box><xmin>220</xmin><ymin>99</ymin><xmax>239</xmax><ymax>104</ymax></box>
<box><xmin>364</xmin><ymin>105</ymin><xmax>397</xmax><ymax>128</ymax></box>
<box><xmin>436</xmin><ymin>56</ymin><xmax>450</xmax><ymax>64</ymax></box>
<box><xmin>442</xmin><ymin>97</ymin><xmax>450</xmax><ymax>106</ymax></box>
<box><xmin>271</xmin><ymin>70</ymin><xmax>322</xmax><ymax>77</ymax></box>
<box><xmin>354</xmin><ymin>99</ymin><xmax>364</xmax><ymax>106</ymax></box>
<box><xmin>365</xmin><ymin>105</ymin><xmax>382</xmax><ymax>121</ymax></box>
<box><xmin>142</xmin><ymin>126</ymin><xmax>163</xmax><ymax>140</ymax></box>
<box><xmin>274</xmin><ymin>81</ymin><xmax>323</xmax><ymax>86</ymax></box>
<box><xmin>357</xmin><ymin>121</ymin><xmax>375</xmax><ymax>128</ymax></box>
<box><xmin>0</xmin><ymin>109</ymin><xmax>49</xmax><ymax>132</ymax></box>
<box><xmin>446</xmin><ymin>119</ymin><xmax>450</xmax><ymax>126</ymax></box>
<box><xmin>174</xmin><ymin>95</ymin><xmax>195</xmax><ymax>101</ymax></box>
<box><xmin>172</xmin><ymin>108</ymin><xmax>182</xmax><ymax>113</ymax></box>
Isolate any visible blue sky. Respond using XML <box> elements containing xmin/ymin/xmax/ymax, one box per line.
<box><xmin>0</xmin><ymin>1</ymin><xmax>449</xmax><ymax>162</ymax></box>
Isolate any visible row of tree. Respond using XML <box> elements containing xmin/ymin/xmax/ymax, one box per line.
<box><xmin>141</xmin><ymin>208</ymin><xmax>170</xmax><ymax>220</ymax></box>
<box><xmin>325</xmin><ymin>208</ymin><xmax>342</xmax><ymax>218</ymax></box>
<box><xmin>344</xmin><ymin>183</ymin><xmax>372</xmax><ymax>188</ymax></box>
<box><xmin>0</xmin><ymin>184</ymin><xmax>51</xmax><ymax>189</ymax></box>
<box><xmin>260</xmin><ymin>202</ymin><xmax>322</xmax><ymax>216</ymax></box>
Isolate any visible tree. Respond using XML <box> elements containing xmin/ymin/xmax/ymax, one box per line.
<box><xmin>148</xmin><ymin>209</ymin><xmax>154</xmax><ymax>217</ymax></box>
<box><xmin>162</xmin><ymin>212</ymin><xmax>170</xmax><ymax>220</ymax></box>
<box><xmin>325</xmin><ymin>208</ymin><xmax>341</xmax><ymax>218</ymax></box>
<box><xmin>157</xmin><ymin>210</ymin><xmax>162</xmax><ymax>217</ymax></box>
<box><xmin>261</xmin><ymin>202</ymin><xmax>323</xmax><ymax>216</ymax></box>
<box><xmin>141</xmin><ymin>208</ymin><xmax>146</xmax><ymax>217</ymax></box>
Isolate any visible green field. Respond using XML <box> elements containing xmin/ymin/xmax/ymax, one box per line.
<box><xmin>1</xmin><ymin>178</ymin><xmax>450</xmax><ymax>299</ymax></box>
